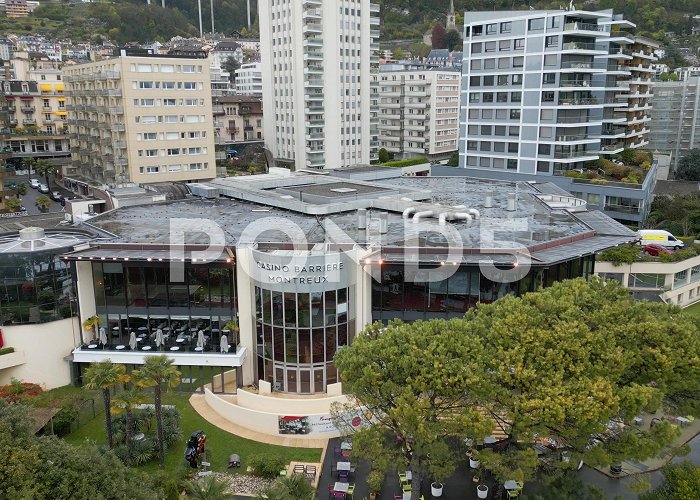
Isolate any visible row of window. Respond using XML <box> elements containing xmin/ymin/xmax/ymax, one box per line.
<box><xmin>472</xmin><ymin>38</ymin><xmax>525</xmax><ymax>53</ymax></box>
<box><xmin>469</xmin><ymin>74</ymin><xmax>525</xmax><ymax>88</ymax></box>
<box><xmin>468</xmin><ymin>17</ymin><xmax>561</xmax><ymax>37</ymax></box>
<box><xmin>133</xmin><ymin>98</ymin><xmax>206</xmax><ymax>107</ymax></box>
<box><xmin>135</xmin><ymin>115</ymin><xmax>207</xmax><ymax>124</ymax></box>
<box><xmin>469</xmin><ymin>57</ymin><xmax>524</xmax><ymax>71</ymax></box>
<box><xmin>137</xmin><ymin>147</ymin><xmax>207</xmax><ymax>157</ymax></box>
<box><xmin>132</xmin><ymin>81</ymin><xmax>202</xmax><ymax>90</ymax></box>
<box><xmin>467</xmin><ymin>140</ymin><xmax>519</xmax><ymax>153</ymax></box>
<box><xmin>138</xmin><ymin>163</ymin><xmax>208</xmax><ymax>174</ymax></box>
<box><xmin>465</xmin><ymin>155</ymin><xmax>518</xmax><ymax>170</ymax></box>
<box><xmin>135</xmin><ymin>131</ymin><xmax>208</xmax><ymax>141</ymax></box>
<box><xmin>128</xmin><ymin>64</ymin><xmax>203</xmax><ymax>73</ymax></box>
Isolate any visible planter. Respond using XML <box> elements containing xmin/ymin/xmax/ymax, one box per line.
<box><xmin>472</xmin><ymin>475</ymin><xmax>480</xmax><ymax>483</ymax></box>
<box><xmin>477</xmin><ymin>484</ymin><xmax>489</xmax><ymax>499</ymax></box>
<box><xmin>431</xmin><ymin>482</ymin><xmax>443</xmax><ymax>497</ymax></box>
<box><xmin>469</xmin><ymin>457</ymin><xmax>480</xmax><ymax>469</ymax></box>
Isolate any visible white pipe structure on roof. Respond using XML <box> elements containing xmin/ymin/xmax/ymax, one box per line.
<box><xmin>466</xmin><ymin>208</ymin><xmax>481</xmax><ymax>219</ymax></box>
<box><xmin>438</xmin><ymin>212</ymin><xmax>473</xmax><ymax>226</ymax></box>
<box><xmin>402</xmin><ymin>207</ymin><xmax>417</xmax><ymax>219</ymax></box>
<box><xmin>413</xmin><ymin>210</ymin><xmax>435</xmax><ymax>223</ymax></box>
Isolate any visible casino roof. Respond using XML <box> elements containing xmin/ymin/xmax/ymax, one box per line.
<box><xmin>78</xmin><ymin>174</ymin><xmax>637</xmax><ymax>265</ymax></box>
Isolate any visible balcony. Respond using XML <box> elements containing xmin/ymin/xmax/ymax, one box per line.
<box><xmin>561</xmin><ymin>41</ymin><xmax>607</xmax><ymax>52</ymax></box>
<box><xmin>560</xmin><ymin>79</ymin><xmax>593</xmax><ymax>88</ymax></box>
<box><xmin>558</xmin><ymin>97</ymin><xmax>600</xmax><ymax>106</ymax></box>
<box><xmin>305</xmin><ymin>78</ymin><xmax>323</xmax><ymax>88</ymax></box>
<box><xmin>113</xmin><ymin>123</ymin><xmax>126</xmax><ymax>131</ymax></box>
<box><xmin>303</xmin><ymin>8</ymin><xmax>321</xmax><ymax>20</ymax></box>
<box><xmin>303</xmin><ymin>24</ymin><xmax>322</xmax><ymax>35</ymax></box>
<box><xmin>113</xmin><ymin>140</ymin><xmax>126</xmax><ymax>148</ymax></box>
<box><xmin>304</xmin><ymin>65</ymin><xmax>324</xmax><ymax>75</ymax></box>
<box><xmin>20</xmin><ymin>106</ymin><xmax>35</xmax><ymax>113</ymax></box>
<box><xmin>564</xmin><ymin>22</ymin><xmax>605</xmax><ymax>33</ymax></box>
<box><xmin>370</xmin><ymin>3</ymin><xmax>380</xmax><ymax>13</ymax></box>
<box><xmin>304</xmin><ymin>51</ymin><xmax>323</xmax><ymax>61</ymax></box>
<box><xmin>22</xmin><ymin>119</ymin><xmax>37</xmax><ymax>126</ymax></box>
<box><xmin>553</xmin><ymin>149</ymin><xmax>597</xmax><ymax>159</ymax></box>
<box><xmin>302</xmin><ymin>0</ymin><xmax>322</xmax><ymax>5</ymax></box>
<box><xmin>6</xmin><ymin>105</ymin><xmax>15</xmax><ymax>112</ymax></box>
<box><xmin>600</xmin><ymin>142</ymin><xmax>625</xmax><ymax>153</ymax></box>
<box><xmin>114</xmin><ymin>158</ymin><xmax>128</xmax><ymax>166</ymax></box>
<box><xmin>109</xmin><ymin>106</ymin><xmax>124</xmax><ymax>115</ymax></box>
<box><xmin>304</xmin><ymin>37</ymin><xmax>323</xmax><ymax>48</ymax></box>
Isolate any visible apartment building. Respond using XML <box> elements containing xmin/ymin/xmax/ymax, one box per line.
<box><xmin>457</xmin><ymin>9</ymin><xmax>659</xmax><ymax>224</ymax></box>
<box><xmin>259</xmin><ymin>0</ymin><xmax>380</xmax><ymax>170</ymax></box>
<box><xmin>212</xmin><ymin>95</ymin><xmax>263</xmax><ymax>145</ymax></box>
<box><xmin>0</xmin><ymin>80</ymin><xmax>69</xmax><ymax>160</ymax></box>
<box><xmin>377</xmin><ymin>67</ymin><xmax>460</xmax><ymax>160</ymax></box>
<box><xmin>5</xmin><ymin>0</ymin><xmax>29</xmax><ymax>18</ymax></box>
<box><xmin>648</xmin><ymin>77</ymin><xmax>700</xmax><ymax>170</ymax></box>
<box><xmin>235</xmin><ymin>62</ymin><xmax>262</xmax><ymax>96</ymax></box>
<box><xmin>64</xmin><ymin>49</ymin><xmax>216</xmax><ymax>187</ymax></box>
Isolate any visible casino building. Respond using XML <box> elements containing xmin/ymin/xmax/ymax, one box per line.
<box><xmin>3</xmin><ymin>169</ymin><xmax>637</xmax><ymax>439</ymax></box>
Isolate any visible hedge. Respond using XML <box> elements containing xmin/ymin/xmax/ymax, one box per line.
<box><xmin>0</xmin><ymin>347</ymin><xmax>15</xmax><ymax>355</ymax></box>
<box><xmin>379</xmin><ymin>157</ymin><xmax>429</xmax><ymax>168</ymax></box>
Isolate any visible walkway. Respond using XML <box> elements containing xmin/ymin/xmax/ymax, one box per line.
<box><xmin>189</xmin><ymin>393</ymin><xmax>329</xmax><ymax>448</ymax></box>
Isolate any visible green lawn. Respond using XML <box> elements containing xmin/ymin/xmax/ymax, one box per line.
<box><xmin>64</xmin><ymin>392</ymin><xmax>322</xmax><ymax>477</ymax></box>
<box><xmin>682</xmin><ymin>301</ymin><xmax>700</xmax><ymax>318</ymax></box>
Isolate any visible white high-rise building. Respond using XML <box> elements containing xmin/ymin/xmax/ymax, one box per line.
<box><xmin>260</xmin><ymin>0</ymin><xmax>380</xmax><ymax>170</ymax></box>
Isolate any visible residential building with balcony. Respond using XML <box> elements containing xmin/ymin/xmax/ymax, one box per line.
<box><xmin>5</xmin><ymin>0</ymin><xmax>29</xmax><ymax>18</ymax></box>
<box><xmin>259</xmin><ymin>0</ymin><xmax>380</xmax><ymax>170</ymax></box>
<box><xmin>377</xmin><ymin>67</ymin><xmax>460</xmax><ymax>160</ymax></box>
<box><xmin>0</xmin><ymin>80</ymin><xmax>69</xmax><ymax>160</ymax></box>
<box><xmin>212</xmin><ymin>95</ymin><xmax>263</xmax><ymax>148</ymax></box>
<box><xmin>648</xmin><ymin>77</ymin><xmax>700</xmax><ymax>171</ymax></box>
<box><xmin>63</xmin><ymin>48</ymin><xmax>216</xmax><ymax>187</ymax></box>
<box><xmin>457</xmin><ymin>9</ymin><xmax>659</xmax><ymax>225</ymax></box>
<box><xmin>235</xmin><ymin>62</ymin><xmax>262</xmax><ymax>96</ymax></box>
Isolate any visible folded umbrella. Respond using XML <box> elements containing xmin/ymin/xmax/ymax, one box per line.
<box><xmin>99</xmin><ymin>327</ymin><xmax>107</xmax><ymax>346</ymax></box>
<box><xmin>220</xmin><ymin>334</ymin><xmax>229</xmax><ymax>353</ymax></box>
<box><xmin>155</xmin><ymin>328</ymin><xmax>164</xmax><ymax>348</ymax></box>
<box><xmin>196</xmin><ymin>330</ymin><xmax>205</xmax><ymax>349</ymax></box>
<box><xmin>129</xmin><ymin>331</ymin><xmax>137</xmax><ymax>350</ymax></box>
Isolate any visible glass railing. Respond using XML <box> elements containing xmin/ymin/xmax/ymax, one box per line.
<box><xmin>565</xmin><ymin>22</ymin><xmax>605</xmax><ymax>32</ymax></box>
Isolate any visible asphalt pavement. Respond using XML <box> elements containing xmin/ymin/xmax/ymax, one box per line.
<box><xmin>4</xmin><ymin>174</ymin><xmax>73</xmax><ymax>216</ymax></box>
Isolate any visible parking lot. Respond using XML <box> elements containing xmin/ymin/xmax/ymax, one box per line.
<box><xmin>4</xmin><ymin>174</ymin><xmax>74</xmax><ymax>216</ymax></box>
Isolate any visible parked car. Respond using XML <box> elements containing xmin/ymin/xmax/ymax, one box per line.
<box><xmin>29</xmin><ymin>179</ymin><xmax>40</xmax><ymax>189</ymax></box>
<box><xmin>642</xmin><ymin>244</ymin><xmax>672</xmax><ymax>256</ymax></box>
<box><xmin>38</xmin><ymin>184</ymin><xmax>49</xmax><ymax>194</ymax></box>
<box><xmin>50</xmin><ymin>191</ymin><xmax>63</xmax><ymax>202</ymax></box>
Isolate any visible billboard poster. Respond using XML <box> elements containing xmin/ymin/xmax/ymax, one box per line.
<box><xmin>278</xmin><ymin>408</ymin><xmax>373</xmax><ymax>435</ymax></box>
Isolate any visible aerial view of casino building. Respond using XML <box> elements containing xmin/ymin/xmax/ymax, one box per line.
<box><xmin>0</xmin><ymin>168</ymin><xmax>637</xmax><ymax>438</ymax></box>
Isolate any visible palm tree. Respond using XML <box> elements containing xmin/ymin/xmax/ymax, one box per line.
<box><xmin>83</xmin><ymin>360</ymin><xmax>126</xmax><ymax>449</ymax></box>
<box><xmin>133</xmin><ymin>355</ymin><xmax>180</xmax><ymax>467</ymax></box>
<box><xmin>259</xmin><ymin>474</ymin><xmax>315</xmax><ymax>500</ymax></box>
<box><xmin>111</xmin><ymin>381</ymin><xmax>145</xmax><ymax>464</ymax></box>
<box><xmin>35</xmin><ymin>159</ymin><xmax>56</xmax><ymax>188</ymax></box>
<box><xmin>35</xmin><ymin>194</ymin><xmax>51</xmax><ymax>212</ymax></box>
<box><xmin>185</xmin><ymin>475</ymin><xmax>235</xmax><ymax>500</ymax></box>
<box><xmin>21</xmin><ymin>157</ymin><xmax>36</xmax><ymax>177</ymax></box>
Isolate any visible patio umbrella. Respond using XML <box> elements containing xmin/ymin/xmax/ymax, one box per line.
<box><xmin>196</xmin><ymin>330</ymin><xmax>205</xmax><ymax>349</ymax></box>
<box><xmin>129</xmin><ymin>331</ymin><xmax>137</xmax><ymax>350</ymax></box>
<box><xmin>99</xmin><ymin>327</ymin><xmax>107</xmax><ymax>346</ymax></box>
<box><xmin>155</xmin><ymin>328</ymin><xmax>164</xmax><ymax>348</ymax></box>
<box><xmin>220</xmin><ymin>334</ymin><xmax>229</xmax><ymax>353</ymax></box>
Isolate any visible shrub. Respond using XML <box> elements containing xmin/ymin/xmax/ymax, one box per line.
<box><xmin>446</xmin><ymin>152</ymin><xmax>459</xmax><ymax>167</ymax></box>
<box><xmin>379</xmin><ymin>156</ymin><xmax>429</xmax><ymax>167</ymax></box>
<box><xmin>378</xmin><ymin>148</ymin><xmax>389</xmax><ymax>163</ymax></box>
<box><xmin>52</xmin><ymin>404</ymin><xmax>79</xmax><ymax>436</ymax></box>
<box><xmin>598</xmin><ymin>244</ymin><xmax>641</xmax><ymax>266</ymax></box>
<box><xmin>0</xmin><ymin>379</ymin><xmax>42</xmax><ymax>402</ymax></box>
<box><xmin>564</xmin><ymin>171</ymin><xmax>586</xmax><ymax>179</ymax></box>
<box><xmin>0</xmin><ymin>347</ymin><xmax>15</xmax><ymax>355</ymax></box>
<box><xmin>248</xmin><ymin>453</ymin><xmax>287</xmax><ymax>478</ymax></box>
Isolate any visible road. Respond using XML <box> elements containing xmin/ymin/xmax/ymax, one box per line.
<box><xmin>5</xmin><ymin>174</ymin><xmax>73</xmax><ymax>216</ymax></box>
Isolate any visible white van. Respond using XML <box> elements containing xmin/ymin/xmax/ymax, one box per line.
<box><xmin>637</xmin><ymin>230</ymin><xmax>684</xmax><ymax>249</ymax></box>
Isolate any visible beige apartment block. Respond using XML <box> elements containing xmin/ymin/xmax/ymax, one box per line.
<box><xmin>378</xmin><ymin>69</ymin><xmax>460</xmax><ymax>160</ymax></box>
<box><xmin>64</xmin><ymin>50</ymin><xmax>216</xmax><ymax>187</ymax></box>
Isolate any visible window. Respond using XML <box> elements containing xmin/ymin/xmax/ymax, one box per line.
<box><xmin>499</xmin><ymin>40</ymin><xmax>510</xmax><ymax>51</ymax></box>
<box><xmin>485</xmin><ymin>41</ymin><xmax>497</xmax><ymax>53</ymax></box>
<box><xmin>538</xmin><ymin>144</ymin><xmax>551</xmax><ymax>155</ymax></box>
<box><xmin>140</xmin><ymin>115</ymin><xmax>156</xmax><ymax>124</ymax></box>
<box><xmin>512</xmin><ymin>74</ymin><xmax>523</xmax><ymax>85</ymax></box>
<box><xmin>500</xmin><ymin>22</ymin><xmax>512</xmax><ymax>33</ymax></box>
<box><xmin>513</xmin><ymin>56</ymin><xmax>524</xmax><ymax>68</ymax></box>
<box><xmin>495</xmin><ymin>126</ymin><xmax>506</xmax><ymax>136</ymax></box>
<box><xmin>545</xmin><ymin>36</ymin><xmax>559</xmax><ymax>48</ymax></box>
<box><xmin>182</xmin><ymin>64</ymin><xmax>196</xmax><ymax>73</ymax></box>
<box><xmin>167</xmin><ymin>148</ymin><xmax>180</xmax><ymax>156</ymax></box>
<box><xmin>498</xmin><ymin>58</ymin><xmax>510</xmax><ymax>69</ymax></box>
<box><xmin>473</xmin><ymin>25</ymin><xmax>483</xmax><ymax>36</ymax></box>
<box><xmin>164</xmin><ymin>115</ymin><xmax>178</xmax><ymax>123</ymax></box>
<box><xmin>543</xmin><ymin>73</ymin><xmax>556</xmax><ymax>84</ymax></box>
<box><xmin>497</xmin><ymin>92</ymin><xmax>508</xmax><ymax>103</ymax></box>
<box><xmin>470</xmin><ymin>76</ymin><xmax>480</xmax><ymax>86</ymax></box>
<box><xmin>144</xmin><ymin>149</ymin><xmax>158</xmax><ymax>157</ymax></box>
<box><xmin>511</xmin><ymin>92</ymin><xmax>522</xmax><ymax>102</ymax></box>
<box><xmin>480</xmin><ymin>125</ymin><xmax>492</xmax><ymax>135</ymax></box>
<box><xmin>185</xmin><ymin>98</ymin><xmax>198</xmax><ymax>106</ymax></box>
<box><xmin>188</xmin><ymin>147</ymin><xmax>202</xmax><ymax>155</ymax></box>
<box><xmin>165</xmin><ymin>132</ymin><xmax>179</xmax><ymax>140</ymax></box>
<box><xmin>628</xmin><ymin>273</ymin><xmax>665</xmax><ymax>288</ymax></box>
<box><xmin>507</xmin><ymin>159</ymin><xmax>517</xmax><ymax>170</ymax></box>
<box><xmin>471</xmin><ymin>43</ymin><xmax>482</xmax><ymax>54</ymax></box>
<box><xmin>508</xmin><ymin>143</ymin><xmax>519</xmax><ymax>153</ymax></box>
<box><xmin>484</xmin><ymin>58</ymin><xmax>496</xmax><ymax>69</ymax></box>
<box><xmin>544</xmin><ymin>54</ymin><xmax>558</xmax><ymax>66</ymax></box>
<box><xmin>481</xmin><ymin>142</ymin><xmax>492</xmax><ymax>152</ymax></box>
<box><xmin>163</xmin><ymin>98</ymin><xmax>176</xmax><ymax>106</ymax></box>
<box><xmin>537</xmin><ymin>161</ymin><xmax>550</xmax><ymax>172</ymax></box>
<box><xmin>139</xmin><ymin>81</ymin><xmax>154</xmax><ymax>89</ymax></box>
<box><xmin>183</xmin><ymin>82</ymin><xmax>197</xmax><ymax>90</ymax></box>
<box><xmin>497</xmin><ymin>75</ymin><xmax>509</xmax><ymax>86</ymax></box>
<box><xmin>486</xmin><ymin>24</ymin><xmax>497</xmax><ymax>35</ymax></box>
<box><xmin>469</xmin><ymin>93</ymin><xmax>480</xmax><ymax>103</ymax></box>
<box><xmin>162</xmin><ymin>81</ymin><xmax>175</xmax><ymax>89</ymax></box>
<box><xmin>471</xmin><ymin>60</ymin><xmax>482</xmax><ymax>70</ymax></box>
<box><xmin>467</xmin><ymin>140</ymin><xmax>478</xmax><ymax>151</ymax></box>
<box><xmin>483</xmin><ymin>75</ymin><xmax>494</xmax><ymax>86</ymax></box>
<box><xmin>510</xmin><ymin>109</ymin><xmax>521</xmax><ymax>120</ymax></box>
<box><xmin>514</xmin><ymin>38</ymin><xmax>525</xmax><ymax>50</ymax></box>
<box><xmin>143</xmin><ymin>132</ymin><xmax>157</xmax><ymax>140</ymax></box>
<box><xmin>509</xmin><ymin>126</ymin><xmax>519</xmax><ymax>136</ymax></box>
<box><xmin>528</xmin><ymin>18</ymin><xmax>544</xmax><ymax>31</ymax></box>
<box><xmin>540</xmin><ymin>109</ymin><xmax>554</xmax><ymax>120</ymax></box>
<box><xmin>587</xmin><ymin>193</ymin><xmax>600</xmax><ymax>205</ymax></box>
<box><xmin>483</xmin><ymin>93</ymin><xmax>494</xmax><ymax>103</ymax></box>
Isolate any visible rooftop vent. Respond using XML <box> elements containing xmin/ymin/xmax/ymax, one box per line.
<box><xmin>330</xmin><ymin>187</ymin><xmax>357</xmax><ymax>193</ymax></box>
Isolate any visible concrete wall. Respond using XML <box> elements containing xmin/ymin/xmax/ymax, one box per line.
<box><xmin>0</xmin><ymin>317</ymin><xmax>80</xmax><ymax>389</ymax></box>
<box><xmin>237</xmin><ymin>387</ymin><xmax>347</xmax><ymax>414</ymax></box>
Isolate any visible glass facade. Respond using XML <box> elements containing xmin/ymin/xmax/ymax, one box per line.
<box><xmin>90</xmin><ymin>262</ymin><xmax>237</xmax><ymax>352</ymax></box>
<box><xmin>372</xmin><ymin>257</ymin><xmax>593</xmax><ymax>322</ymax></box>
<box><xmin>0</xmin><ymin>251</ymin><xmax>75</xmax><ymax>325</ymax></box>
<box><xmin>255</xmin><ymin>286</ymin><xmax>354</xmax><ymax>394</ymax></box>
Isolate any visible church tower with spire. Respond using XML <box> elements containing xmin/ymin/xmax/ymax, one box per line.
<box><xmin>446</xmin><ymin>0</ymin><xmax>456</xmax><ymax>31</ymax></box>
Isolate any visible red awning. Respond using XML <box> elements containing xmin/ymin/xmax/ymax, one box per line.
<box><xmin>4</xmin><ymin>96</ymin><xmax>14</xmax><ymax>100</ymax></box>
<box><xmin>280</xmin><ymin>416</ymin><xmax>304</xmax><ymax>422</ymax></box>
<box><xmin>19</xmin><ymin>96</ymin><xmax>33</xmax><ymax>100</ymax></box>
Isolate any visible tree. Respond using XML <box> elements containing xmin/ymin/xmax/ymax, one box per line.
<box><xmin>444</xmin><ymin>29</ymin><xmax>462</xmax><ymax>51</ymax></box>
<box><xmin>185</xmin><ymin>475</ymin><xmax>236</xmax><ymax>500</ymax></box>
<box><xmin>447</xmin><ymin>152</ymin><xmax>459</xmax><ymax>167</ymax></box>
<box><xmin>641</xmin><ymin>462</ymin><xmax>700</xmax><ymax>499</ymax></box>
<box><xmin>259</xmin><ymin>474</ymin><xmax>314</xmax><ymax>500</ymax></box>
<box><xmin>35</xmin><ymin>195</ymin><xmax>51</xmax><ymax>212</ymax></box>
<box><xmin>4</xmin><ymin>198</ymin><xmax>22</xmax><ymax>212</ymax></box>
<box><xmin>84</xmin><ymin>360</ymin><xmax>126</xmax><ymax>449</ymax></box>
<box><xmin>111</xmin><ymin>381</ymin><xmax>146</xmax><ymax>465</ymax></box>
<box><xmin>465</xmin><ymin>278</ymin><xmax>700</xmax><ymax>480</ymax></box>
<box><xmin>35</xmin><ymin>159</ymin><xmax>56</xmax><ymax>188</ymax></box>
<box><xmin>333</xmin><ymin>321</ymin><xmax>494</xmax><ymax>499</ymax></box>
<box><xmin>648</xmin><ymin>194</ymin><xmax>700</xmax><ymax>236</ymax></box>
<box><xmin>378</xmin><ymin>147</ymin><xmax>390</xmax><ymax>163</ymax></box>
<box><xmin>675</xmin><ymin>149</ymin><xmax>700</xmax><ymax>181</ymax></box>
<box><xmin>222</xmin><ymin>56</ymin><xmax>240</xmax><ymax>83</ymax></box>
<box><xmin>0</xmin><ymin>398</ymin><xmax>40</xmax><ymax>499</ymax></box>
<box><xmin>16</xmin><ymin>183</ymin><xmax>27</xmax><ymax>196</ymax></box>
<box><xmin>21</xmin><ymin>157</ymin><xmax>36</xmax><ymax>176</ymax></box>
<box><xmin>134</xmin><ymin>355</ymin><xmax>181</xmax><ymax>467</ymax></box>
<box><xmin>392</xmin><ymin>47</ymin><xmax>404</xmax><ymax>60</ymax></box>
<box><xmin>431</xmin><ymin>23</ymin><xmax>447</xmax><ymax>49</ymax></box>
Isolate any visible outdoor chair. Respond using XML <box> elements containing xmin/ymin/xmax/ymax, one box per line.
<box><xmin>279</xmin><ymin>469</ymin><xmax>287</xmax><ymax>477</ymax></box>
<box><xmin>305</xmin><ymin>465</ymin><xmax>317</xmax><ymax>480</ymax></box>
<box><xmin>346</xmin><ymin>483</ymin><xmax>355</xmax><ymax>499</ymax></box>
<box><xmin>332</xmin><ymin>493</ymin><xmax>346</xmax><ymax>500</ymax></box>
<box><xmin>507</xmin><ymin>489</ymin><xmax>521</xmax><ymax>498</ymax></box>
<box><xmin>293</xmin><ymin>464</ymin><xmax>306</xmax><ymax>475</ymax></box>
<box><xmin>399</xmin><ymin>472</ymin><xmax>409</xmax><ymax>484</ymax></box>
<box><xmin>403</xmin><ymin>483</ymin><xmax>412</xmax><ymax>493</ymax></box>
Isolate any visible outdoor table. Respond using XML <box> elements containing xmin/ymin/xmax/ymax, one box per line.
<box><xmin>484</xmin><ymin>435</ymin><xmax>497</xmax><ymax>447</ymax></box>
<box><xmin>116</xmin><ymin>345</ymin><xmax>126</xmax><ymax>350</ymax></box>
<box><xmin>142</xmin><ymin>345</ymin><xmax>152</xmax><ymax>351</ymax></box>
<box><xmin>136</xmin><ymin>337</ymin><xmax>144</xmax><ymax>342</ymax></box>
<box><xmin>333</xmin><ymin>482</ymin><xmax>349</xmax><ymax>493</ymax></box>
<box><xmin>403</xmin><ymin>494</ymin><xmax>411</xmax><ymax>500</ymax></box>
<box><xmin>194</xmin><ymin>346</ymin><xmax>204</xmax><ymax>352</ymax></box>
<box><xmin>170</xmin><ymin>346</ymin><xmax>180</xmax><ymax>351</ymax></box>
<box><xmin>133</xmin><ymin>433</ymin><xmax>145</xmax><ymax>441</ymax></box>
<box><xmin>176</xmin><ymin>338</ymin><xmax>185</xmax><ymax>344</ymax></box>
<box><xmin>87</xmin><ymin>344</ymin><xmax>97</xmax><ymax>349</ymax></box>
<box><xmin>211</xmin><ymin>328</ymin><xmax>220</xmax><ymax>334</ymax></box>
<box><xmin>504</xmin><ymin>480</ymin><xmax>520</xmax><ymax>490</ymax></box>
<box><xmin>341</xmin><ymin>440</ymin><xmax>353</xmax><ymax>451</ymax></box>
<box><xmin>404</xmin><ymin>471</ymin><xmax>412</xmax><ymax>481</ymax></box>
<box><xmin>112</xmin><ymin>326</ymin><xmax>120</xmax><ymax>331</ymax></box>
<box><xmin>337</xmin><ymin>461</ymin><xmax>351</xmax><ymax>471</ymax></box>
